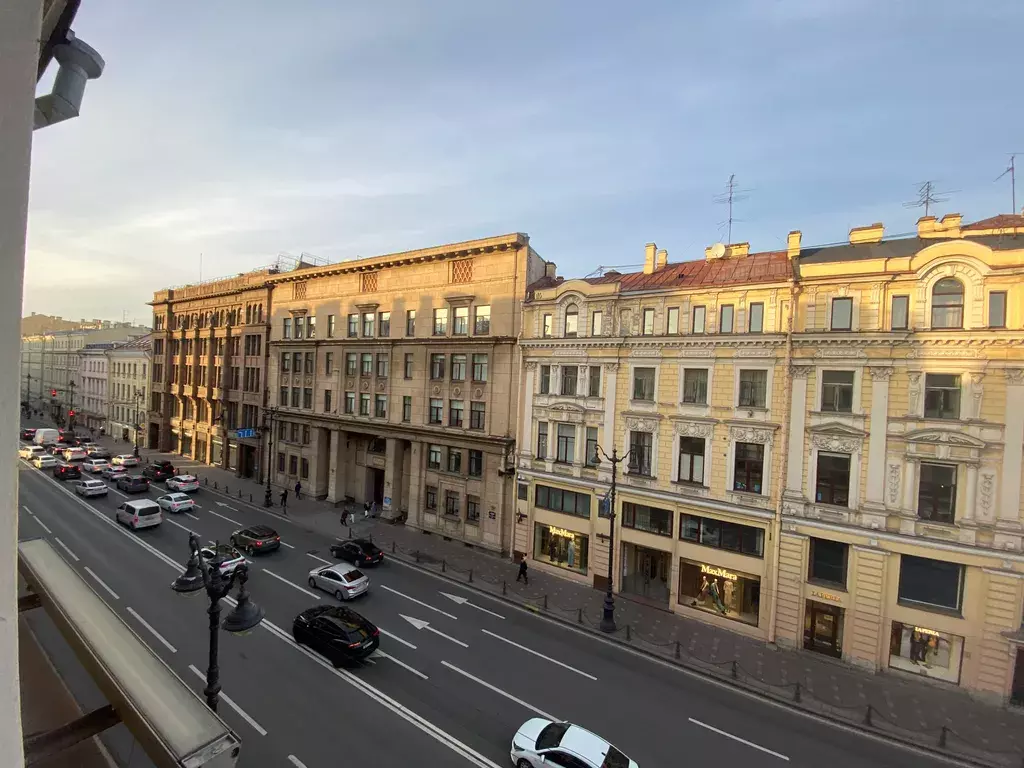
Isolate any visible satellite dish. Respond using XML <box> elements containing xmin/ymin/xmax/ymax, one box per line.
<box><xmin>709</xmin><ymin>242</ymin><xmax>727</xmax><ymax>259</ymax></box>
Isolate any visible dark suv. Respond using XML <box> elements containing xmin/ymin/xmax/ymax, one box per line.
<box><xmin>53</xmin><ymin>463</ymin><xmax>81</xmax><ymax>481</ymax></box>
<box><xmin>143</xmin><ymin>461</ymin><xmax>176</xmax><ymax>481</ymax></box>
<box><xmin>116</xmin><ymin>474</ymin><xmax>150</xmax><ymax>493</ymax></box>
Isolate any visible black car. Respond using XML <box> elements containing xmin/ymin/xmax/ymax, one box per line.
<box><xmin>53</xmin><ymin>463</ymin><xmax>81</xmax><ymax>481</ymax></box>
<box><xmin>329</xmin><ymin>538</ymin><xmax>385</xmax><ymax>567</ymax></box>
<box><xmin>20</xmin><ymin>428</ymin><xmax>36</xmax><ymax>441</ymax></box>
<box><xmin>116</xmin><ymin>474</ymin><xmax>150</xmax><ymax>493</ymax></box>
<box><xmin>230</xmin><ymin>525</ymin><xmax>281</xmax><ymax>555</ymax></box>
<box><xmin>87</xmin><ymin>447</ymin><xmax>112</xmax><ymax>460</ymax></box>
<box><xmin>143</xmin><ymin>461</ymin><xmax>176</xmax><ymax>481</ymax></box>
<box><xmin>292</xmin><ymin>606</ymin><xmax>379</xmax><ymax>666</ymax></box>
<box><xmin>45</xmin><ymin>444</ymin><xmax>64</xmax><ymax>456</ymax></box>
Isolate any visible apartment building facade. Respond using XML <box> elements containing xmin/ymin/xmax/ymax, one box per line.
<box><xmin>266</xmin><ymin>234</ymin><xmax>543</xmax><ymax>553</ymax></box>
<box><xmin>77</xmin><ymin>344</ymin><xmax>113</xmax><ymax>431</ymax></box>
<box><xmin>106</xmin><ymin>335</ymin><xmax>151</xmax><ymax>445</ymax></box>
<box><xmin>517</xmin><ymin>214</ymin><xmax>1024</xmax><ymax>702</ymax></box>
<box><xmin>148</xmin><ymin>273</ymin><xmax>272</xmax><ymax>477</ymax></box>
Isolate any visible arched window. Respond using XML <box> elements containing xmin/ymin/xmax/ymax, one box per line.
<box><xmin>931</xmin><ymin>278</ymin><xmax>964</xmax><ymax>329</ymax></box>
<box><xmin>246</xmin><ymin>305</ymin><xmax>252</xmax><ymax>324</ymax></box>
<box><xmin>564</xmin><ymin>304</ymin><xmax>579</xmax><ymax>337</ymax></box>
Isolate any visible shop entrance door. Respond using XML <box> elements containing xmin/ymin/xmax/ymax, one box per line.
<box><xmin>621</xmin><ymin>545</ymin><xmax>670</xmax><ymax>606</ymax></box>
<box><xmin>804</xmin><ymin>600</ymin><xmax>843</xmax><ymax>658</ymax></box>
<box><xmin>1011</xmin><ymin>649</ymin><xmax>1024</xmax><ymax>706</ymax></box>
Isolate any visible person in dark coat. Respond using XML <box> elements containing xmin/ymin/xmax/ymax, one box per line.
<box><xmin>516</xmin><ymin>558</ymin><xmax>529</xmax><ymax>585</ymax></box>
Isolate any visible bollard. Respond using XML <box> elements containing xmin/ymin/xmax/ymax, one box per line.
<box><xmin>226</xmin><ymin>485</ymin><xmax>229</xmax><ymax>495</ymax></box>
<box><xmin>938</xmin><ymin>726</ymin><xmax>948</xmax><ymax>749</ymax></box>
<box><xmin>204</xmin><ymin>477</ymin><xmax>208</xmax><ymax>486</ymax></box>
<box><xmin>442</xmin><ymin>559</ymin><xmax>447</xmax><ymax>573</ymax></box>
<box><xmin>577</xmin><ymin>607</ymin><xmax>583</xmax><ymax>624</ymax></box>
<box><xmin>731</xmin><ymin>660</ymin><xmax>738</xmax><ymax>679</ymax></box>
<box><xmin>468</xmin><ymin>569</ymin><xmax>473</xmax><ymax>583</ymax></box>
<box><xmin>794</xmin><ymin>682</ymin><xmax>802</xmax><ymax>703</ymax></box>
<box><xmin>864</xmin><ymin>705</ymin><xmax>873</xmax><ymax>726</ymax></box>
<box><xmin>543</xmin><ymin>595</ymin><xmax>548</xmax><ymax>610</ymax></box>
<box><xmin>249</xmin><ymin>494</ymin><xmax>252</xmax><ymax>503</ymax></box>
<box><xmin>415</xmin><ymin>550</ymin><xmax>421</xmax><ymax>563</ymax></box>
<box><xmin>502</xmin><ymin>580</ymin><xmax>507</xmax><ymax>596</ymax></box>
<box><xmin>675</xmin><ymin>640</ymin><xmax>681</xmax><ymax>659</ymax></box>
<box><xmin>238</xmin><ymin>489</ymin><xmax>242</xmax><ymax>498</ymax></box>
<box><xmin>214</xmin><ymin>481</ymin><xmax>219</xmax><ymax>490</ymax></box>
<box><xmin>625</xmin><ymin>624</ymin><xmax>631</xmax><ymax>641</ymax></box>
<box><xmin>392</xmin><ymin>541</ymin><xmax>396</xmax><ymax>553</ymax></box>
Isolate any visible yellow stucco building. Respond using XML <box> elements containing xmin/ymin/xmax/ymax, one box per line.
<box><xmin>516</xmin><ymin>213</ymin><xmax>1024</xmax><ymax>702</ymax></box>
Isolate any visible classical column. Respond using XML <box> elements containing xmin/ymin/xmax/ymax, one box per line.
<box><xmin>407</xmin><ymin>442</ymin><xmax>424</xmax><ymax>525</ymax></box>
<box><xmin>326</xmin><ymin>429</ymin><xmax>348</xmax><ymax>504</ymax></box>
<box><xmin>864</xmin><ymin>366</ymin><xmax>894</xmax><ymax>507</ymax></box>
<box><xmin>601</xmin><ymin>363</ymin><xmax>618</xmax><ymax>457</ymax></box>
<box><xmin>382</xmin><ymin>437</ymin><xmax>405</xmax><ymax>519</ymax></box>
<box><xmin>999</xmin><ymin>369</ymin><xmax>1024</xmax><ymax>522</ymax></box>
<box><xmin>520</xmin><ymin>363</ymin><xmax>536</xmax><ymax>457</ymax></box>
<box><xmin>784</xmin><ymin>366</ymin><xmax>812</xmax><ymax>497</ymax></box>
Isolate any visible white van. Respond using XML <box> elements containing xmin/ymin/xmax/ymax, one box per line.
<box><xmin>33</xmin><ymin>428</ymin><xmax>59</xmax><ymax>446</ymax></box>
<box><xmin>116</xmin><ymin>500</ymin><xmax>162</xmax><ymax>530</ymax></box>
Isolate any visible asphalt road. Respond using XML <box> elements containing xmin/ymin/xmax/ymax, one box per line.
<box><xmin>15</xmin><ymin>453</ymin><xmax>961</xmax><ymax>768</ymax></box>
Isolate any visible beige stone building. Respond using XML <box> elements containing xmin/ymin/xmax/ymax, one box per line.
<box><xmin>106</xmin><ymin>334</ymin><xmax>151</xmax><ymax>446</ymax></box>
<box><xmin>266</xmin><ymin>234</ymin><xmax>544</xmax><ymax>553</ymax></box>
<box><xmin>517</xmin><ymin>213</ymin><xmax>1024</xmax><ymax>703</ymax></box>
<box><xmin>149</xmin><ymin>273</ymin><xmax>272</xmax><ymax>477</ymax></box>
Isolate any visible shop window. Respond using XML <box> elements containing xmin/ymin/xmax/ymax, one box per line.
<box><xmin>738</xmin><ymin>369</ymin><xmax>767</xmax><ymax>408</ymax></box>
<box><xmin>534</xmin><ymin>523</ymin><xmax>588</xmax><ymax>575</ymax></box>
<box><xmin>587</xmin><ymin>366</ymin><xmax>600</xmax><ymax>397</ymax></box>
<box><xmin>535</xmin><ymin>485</ymin><xmax>590</xmax><ymax>519</ymax></box>
<box><xmin>628</xmin><ymin>431</ymin><xmax>653</xmax><ymax>476</ymax></box>
<box><xmin>591</xmin><ymin>311</ymin><xmax>603</xmax><ymax>336</ymax></box>
<box><xmin>918</xmin><ymin>462</ymin><xmax>957</xmax><ymax>523</ymax></box>
<box><xmin>748</xmin><ymin>302</ymin><xmax>764</xmax><ymax>333</ymax></box>
<box><xmin>564</xmin><ymin>305</ymin><xmax>578</xmax><ymax>337</ymax></box>
<box><xmin>733</xmin><ymin>442</ymin><xmax>764</xmax><ymax>494</ymax></box>
<box><xmin>676</xmin><ymin>437</ymin><xmax>705</xmax><ymax>485</ymax></box>
<box><xmin>898</xmin><ymin>555</ymin><xmax>964</xmax><ymax>612</ymax></box>
<box><xmin>931</xmin><ymin>278</ymin><xmax>964</xmax><ymax>329</ymax></box>
<box><xmin>555</xmin><ymin>424</ymin><xmax>576</xmax><ymax>464</ymax></box>
<box><xmin>924</xmin><ymin>374</ymin><xmax>960</xmax><ymax>420</ymax></box>
<box><xmin>889</xmin><ymin>622</ymin><xmax>964</xmax><ymax>684</ymax></box>
<box><xmin>536</xmin><ymin>422</ymin><xmax>548</xmax><ymax>459</ymax></box>
<box><xmin>560</xmin><ymin>366</ymin><xmax>578</xmax><ymax>396</ymax></box>
<box><xmin>815</xmin><ymin>453</ymin><xmax>850</xmax><ymax>507</ymax></box>
<box><xmin>808</xmin><ymin>538</ymin><xmax>848</xmax><ymax>586</ymax></box>
<box><xmin>641</xmin><ymin>308</ymin><xmax>655</xmax><ymax>335</ymax></box>
<box><xmin>830</xmin><ymin>297</ymin><xmax>853</xmax><ymax>330</ymax></box>
<box><xmin>427</xmin><ymin>445</ymin><xmax>441</xmax><ymax>470</ymax></box>
<box><xmin>539</xmin><ymin>365</ymin><xmax>551</xmax><ymax>394</ymax></box>
<box><xmin>821</xmin><ymin>370</ymin><xmax>854</xmax><ymax>412</ymax></box>
<box><xmin>891</xmin><ymin>295</ymin><xmax>909</xmax><ymax>330</ymax></box>
<box><xmin>989</xmin><ymin>291</ymin><xmax>1007</xmax><ymax>328</ymax></box>
<box><xmin>682</xmin><ymin>368</ymin><xmax>708</xmax><ymax>405</ymax></box>
<box><xmin>678</xmin><ymin>559</ymin><xmax>759</xmax><ymax>626</ymax></box>
<box><xmin>632</xmin><ymin>367</ymin><xmax>656</xmax><ymax>401</ymax></box>
<box><xmin>719</xmin><ymin>304</ymin><xmax>734</xmax><ymax>333</ymax></box>
<box><xmin>622</xmin><ymin>502</ymin><xmax>672</xmax><ymax>537</ymax></box>
<box><xmin>430</xmin><ymin>354</ymin><xmax>445</xmax><ymax>380</ymax></box>
<box><xmin>680</xmin><ymin>514</ymin><xmax>764</xmax><ymax>557</ymax></box>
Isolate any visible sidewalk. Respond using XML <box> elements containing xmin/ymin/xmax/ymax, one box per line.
<box><xmin>42</xmin><ymin>417</ymin><xmax>1024</xmax><ymax>766</ymax></box>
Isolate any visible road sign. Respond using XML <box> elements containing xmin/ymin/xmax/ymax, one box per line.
<box><xmin>231</xmin><ymin>428</ymin><xmax>257</xmax><ymax>439</ymax></box>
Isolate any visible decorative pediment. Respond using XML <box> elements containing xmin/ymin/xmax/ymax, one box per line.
<box><xmin>904</xmin><ymin>428</ymin><xmax>986</xmax><ymax>448</ymax></box>
<box><xmin>624</xmin><ymin>414</ymin><xmax>661</xmax><ymax>432</ymax></box>
<box><xmin>672</xmin><ymin>419</ymin><xmax>716</xmax><ymax>438</ymax></box>
<box><xmin>808</xmin><ymin>422</ymin><xmax>868</xmax><ymax>439</ymax></box>
<box><xmin>443</xmin><ymin>295</ymin><xmax>475</xmax><ymax>307</ymax></box>
<box><xmin>288</xmin><ymin>309</ymin><xmax>309</xmax><ymax>317</ymax></box>
<box><xmin>547</xmin><ymin>402</ymin><xmax>586</xmax><ymax>415</ymax></box>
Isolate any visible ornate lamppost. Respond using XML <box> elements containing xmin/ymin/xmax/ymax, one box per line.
<box><xmin>592</xmin><ymin>445</ymin><xmax>631</xmax><ymax>633</ymax></box>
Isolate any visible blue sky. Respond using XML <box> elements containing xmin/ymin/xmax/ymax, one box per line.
<box><xmin>25</xmin><ymin>0</ymin><xmax>1023</xmax><ymax>323</ymax></box>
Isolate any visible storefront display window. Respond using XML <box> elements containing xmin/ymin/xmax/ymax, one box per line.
<box><xmin>889</xmin><ymin>622</ymin><xmax>964</xmax><ymax>684</ymax></box>
<box><xmin>534</xmin><ymin>523</ymin><xmax>588</xmax><ymax>575</ymax></box>
<box><xmin>804</xmin><ymin>600</ymin><xmax>844</xmax><ymax>658</ymax></box>
<box><xmin>678</xmin><ymin>559</ymin><xmax>760</xmax><ymax>626</ymax></box>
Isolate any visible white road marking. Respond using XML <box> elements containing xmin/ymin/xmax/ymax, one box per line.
<box><xmin>127</xmin><ymin>607</ymin><xmax>177</xmax><ymax>653</ymax></box>
<box><xmin>263</xmin><ymin>568</ymin><xmax>321</xmax><ymax>599</ymax></box>
<box><xmin>306</xmin><ymin>553</ymin><xmax>331</xmax><ymax>565</ymax></box>
<box><xmin>281</xmin><ymin>541</ymin><xmax>296</xmax><ymax>549</ymax></box>
<box><xmin>207</xmin><ymin>508</ymin><xmax>242</xmax><ymax>525</ymax></box>
<box><xmin>379</xmin><ymin>628</ymin><xmax>417</xmax><ymax>650</ymax></box>
<box><xmin>109</xmin><ymin>487</ymin><xmax>129</xmax><ymax>498</ymax></box>
<box><xmin>688</xmin><ymin>718</ymin><xmax>789</xmax><ymax>761</ymax></box>
<box><xmin>380</xmin><ymin>584</ymin><xmax>458</xmax><ymax>620</ymax></box>
<box><xmin>440</xmin><ymin>591</ymin><xmax>505</xmax><ymax>619</ymax></box>
<box><xmin>26</xmin><ymin>514</ymin><xmax>53</xmax><ymax>534</ymax></box>
<box><xmin>185</xmin><ymin>512</ymin><xmax>200</xmax><ymax>521</ymax></box>
<box><xmin>84</xmin><ymin>567</ymin><xmax>120</xmax><ymax>600</ymax></box>
<box><xmin>399</xmin><ymin>615</ymin><xmax>468</xmax><ymax>648</ymax></box>
<box><xmin>22</xmin><ymin>505</ymin><xmax>33</xmax><ymax>515</ymax></box>
<box><xmin>287</xmin><ymin>757</ymin><xmax>308</xmax><ymax>768</ymax></box>
<box><xmin>441</xmin><ymin>661</ymin><xmax>556</xmax><ymax>720</ymax></box>
<box><xmin>166</xmin><ymin>518</ymin><xmax>194</xmax><ymax>534</ymax></box>
<box><xmin>188</xmin><ymin>665</ymin><xmax>267</xmax><ymax>736</ymax></box>
<box><xmin>53</xmin><ymin>537</ymin><xmax>80</xmax><ymax>562</ymax></box>
<box><xmin>481</xmin><ymin>629</ymin><xmax>596</xmax><ymax>681</ymax></box>
<box><xmin>377</xmin><ymin>650</ymin><xmax>429</xmax><ymax>680</ymax></box>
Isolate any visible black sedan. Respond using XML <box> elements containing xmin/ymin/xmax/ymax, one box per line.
<box><xmin>53</xmin><ymin>463</ymin><xmax>81</xmax><ymax>481</ymax></box>
<box><xmin>20</xmin><ymin>428</ymin><xmax>36</xmax><ymax>441</ymax></box>
<box><xmin>230</xmin><ymin>525</ymin><xmax>281</xmax><ymax>555</ymax></box>
<box><xmin>292</xmin><ymin>606</ymin><xmax>379</xmax><ymax>666</ymax></box>
<box><xmin>329</xmin><ymin>538</ymin><xmax>385</xmax><ymax>567</ymax></box>
<box><xmin>143</xmin><ymin>461</ymin><xmax>176</xmax><ymax>481</ymax></box>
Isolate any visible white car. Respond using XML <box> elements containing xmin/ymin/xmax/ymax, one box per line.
<box><xmin>511</xmin><ymin>720</ymin><xmax>638</xmax><ymax>768</ymax></box>
<box><xmin>156</xmin><ymin>492</ymin><xmax>195</xmax><ymax>513</ymax></box>
<box><xmin>112</xmin><ymin>454</ymin><xmax>140</xmax><ymax>467</ymax></box>
<box><xmin>200</xmin><ymin>544</ymin><xmax>245</xmax><ymax>576</ymax></box>
<box><xmin>307</xmin><ymin>563</ymin><xmax>369</xmax><ymax>601</ymax></box>
<box><xmin>63</xmin><ymin>447</ymin><xmax>88</xmax><ymax>462</ymax></box>
<box><xmin>116</xmin><ymin>500</ymin><xmax>162</xmax><ymax>530</ymax></box>
<box><xmin>32</xmin><ymin>455</ymin><xmax>58</xmax><ymax>469</ymax></box>
<box><xmin>81</xmin><ymin>458</ymin><xmax>110</xmax><ymax>473</ymax></box>
<box><xmin>166</xmin><ymin>474</ymin><xmax>200</xmax><ymax>492</ymax></box>
<box><xmin>19</xmin><ymin>445</ymin><xmax>45</xmax><ymax>460</ymax></box>
<box><xmin>75</xmin><ymin>479</ymin><xmax>109</xmax><ymax>498</ymax></box>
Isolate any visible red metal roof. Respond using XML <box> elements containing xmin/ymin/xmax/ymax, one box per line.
<box><xmin>963</xmin><ymin>214</ymin><xmax>1024</xmax><ymax>231</ymax></box>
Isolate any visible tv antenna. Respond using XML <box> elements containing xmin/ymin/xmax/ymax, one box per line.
<box><xmin>995</xmin><ymin>154</ymin><xmax>1021</xmax><ymax>214</ymax></box>
<box><xmin>903</xmin><ymin>180</ymin><xmax>954</xmax><ymax>217</ymax></box>
<box><xmin>713</xmin><ymin>174</ymin><xmax>751</xmax><ymax>244</ymax></box>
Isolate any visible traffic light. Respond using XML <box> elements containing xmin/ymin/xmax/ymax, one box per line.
<box><xmin>68</xmin><ymin>410</ymin><xmax>75</xmax><ymax>417</ymax></box>
<box><xmin>51</xmin><ymin>389</ymin><xmax>57</xmax><ymax>397</ymax></box>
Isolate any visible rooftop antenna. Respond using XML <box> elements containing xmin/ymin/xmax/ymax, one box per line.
<box><xmin>995</xmin><ymin>155</ymin><xmax>1020</xmax><ymax>214</ymax></box>
<box><xmin>903</xmin><ymin>180</ymin><xmax>953</xmax><ymax>218</ymax></box>
<box><xmin>713</xmin><ymin>174</ymin><xmax>751</xmax><ymax>244</ymax></box>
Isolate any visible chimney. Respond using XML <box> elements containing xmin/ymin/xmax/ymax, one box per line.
<box><xmin>918</xmin><ymin>214</ymin><xmax>962</xmax><ymax>239</ymax></box>
<box><xmin>643</xmin><ymin>243</ymin><xmax>657</xmax><ymax>274</ymax></box>
<box><xmin>725</xmin><ymin>242</ymin><xmax>750</xmax><ymax>258</ymax></box>
<box><xmin>787</xmin><ymin>230</ymin><xmax>801</xmax><ymax>259</ymax></box>
<box><xmin>655</xmin><ymin>248</ymin><xmax>668</xmax><ymax>270</ymax></box>
<box><xmin>849</xmin><ymin>223</ymin><xmax>884</xmax><ymax>244</ymax></box>
<box><xmin>544</xmin><ymin>262</ymin><xmax>557</xmax><ymax>278</ymax></box>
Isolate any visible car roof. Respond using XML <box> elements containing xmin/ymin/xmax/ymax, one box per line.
<box><xmin>172</xmin><ymin>474</ymin><xmax>196</xmax><ymax>480</ymax></box>
<box><xmin>558</xmin><ymin>725</ymin><xmax>611</xmax><ymax>762</ymax></box>
<box><xmin>81</xmin><ymin>479</ymin><xmax>104</xmax><ymax>485</ymax></box>
<box><xmin>167</xmin><ymin>492</ymin><xmax>190</xmax><ymax>500</ymax></box>
<box><xmin>324</xmin><ymin>562</ymin><xmax>363</xmax><ymax>577</ymax></box>
<box><xmin>246</xmin><ymin>525</ymin><xmax>277</xmax><ymax>537</ymax></box>
<box><xmin>125</xmin><ymin>499</ymin><xmax>158</xmax><ymax>508</ymax></box>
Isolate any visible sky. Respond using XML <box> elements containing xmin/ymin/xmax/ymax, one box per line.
<box><xmin>24</xmin><ymin>0</ymin><xmax>1024</xmax><ymax>324</ymax></box>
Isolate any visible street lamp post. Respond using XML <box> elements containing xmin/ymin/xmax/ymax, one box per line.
<box><xmin>261</xmin><ymin>404</ymin><xmax>278</xmax><ymax>507</ymax></box>
<box><xmin>592</xmin><ymin>445</ymin><xmax>631</xmax><ymax>633</ymax></box>
<box><xmin>67</xmin><ymin>379</ymin><xmax>76</xmax><ymax>432</ymax></box>
<box><xmin>133</xmin><ymin>389</ymin><xmax>144</xmax><ymax>458</ymax></box>
<box><xmin>170</xmin><ymin>532</ymin><xmax>265</xmax><ymax>712</ymax></box>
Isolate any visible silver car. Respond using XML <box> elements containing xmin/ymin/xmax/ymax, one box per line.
<box><xmin>156</xmin><ymin>492</ymin><xmax>195</xmax><ymax>513</ymax></box>
<box><xmin>200</xmin><ymin>544</ymin><xmax>245</xmax><ymax>576</ymax></box>
<box><xmin>75</xmin><ymin>479</ymin><xmax>109</xmax><ymax>498</ymax></box>
<box><xmin>307</xmin><ymin>563</ymin><xmax>369</xmax><ymax>601</ymax></box>
<box><xmin>510</xmin><ymin>719</ymin><xmax>638</xmax><ymax>768</ymax></box>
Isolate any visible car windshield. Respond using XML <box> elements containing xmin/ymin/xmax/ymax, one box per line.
<box><xmin>342</xmin><ymin>569</ymin><xmax>365</xmax><ymax>583</ymax></box>
<box><xmin>322</xmin><ymin>613</ymin><xmax>369</xmax><ymax>641</ymax></box>
<box><xmin>171</xmin><ymin>494</ymin><xmax>189</xmax><ymax>501</ymax></box>
<box><xmin>536</xmin><ymin>723</ymin><xmax>570</xmax><ymax>750</ymax></box>
<box><xmin>601</xmin><ymin>747</ymin><xmax>629</xmax><ymax>768</ymax></box>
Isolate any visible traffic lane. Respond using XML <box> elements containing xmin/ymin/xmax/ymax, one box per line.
<box><xmin>19</xmin><ymin>475</ymin><xmax>503</xmax><ymax>768</ymax></box>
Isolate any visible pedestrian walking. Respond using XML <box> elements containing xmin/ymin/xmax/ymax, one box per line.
<box><xmin>370</xmin><ymin>500</ymin><xmax>378</xmax><ymax>518</ymax></box>
<box><xmin>294</xmin><ymin>480</ymin><xmax>302</xmax><ymax>500</ymax></box>
<box><xmin>280</xmin><ymin>489</ymin><xmax>288</xmax><ymax>512</ymax></box>
<box><xmin>516</xmin><ymin>558</ymin><xmax>529</xmax><ymax>585</ymax></box>
<box><xmin>363</xmin><ymin>501</ymin><xmax>370</xmax><ymax>519</ymax></box>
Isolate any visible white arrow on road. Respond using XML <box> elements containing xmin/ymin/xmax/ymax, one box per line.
<box><xmin>399</xmin><ymin>614</ymin><xmax>468</xmax><ymax>648</ymax></box>
<box><xmin>440</xmin><ymin>592</ymin><xmax>505</xmax><ymax>619</ymax></box>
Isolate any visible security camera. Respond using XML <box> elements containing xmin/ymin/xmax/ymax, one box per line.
<box><xmin>35</xmin><ymin>31</ymin><xmax>105</xmax><ymax>130</ymax></box>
